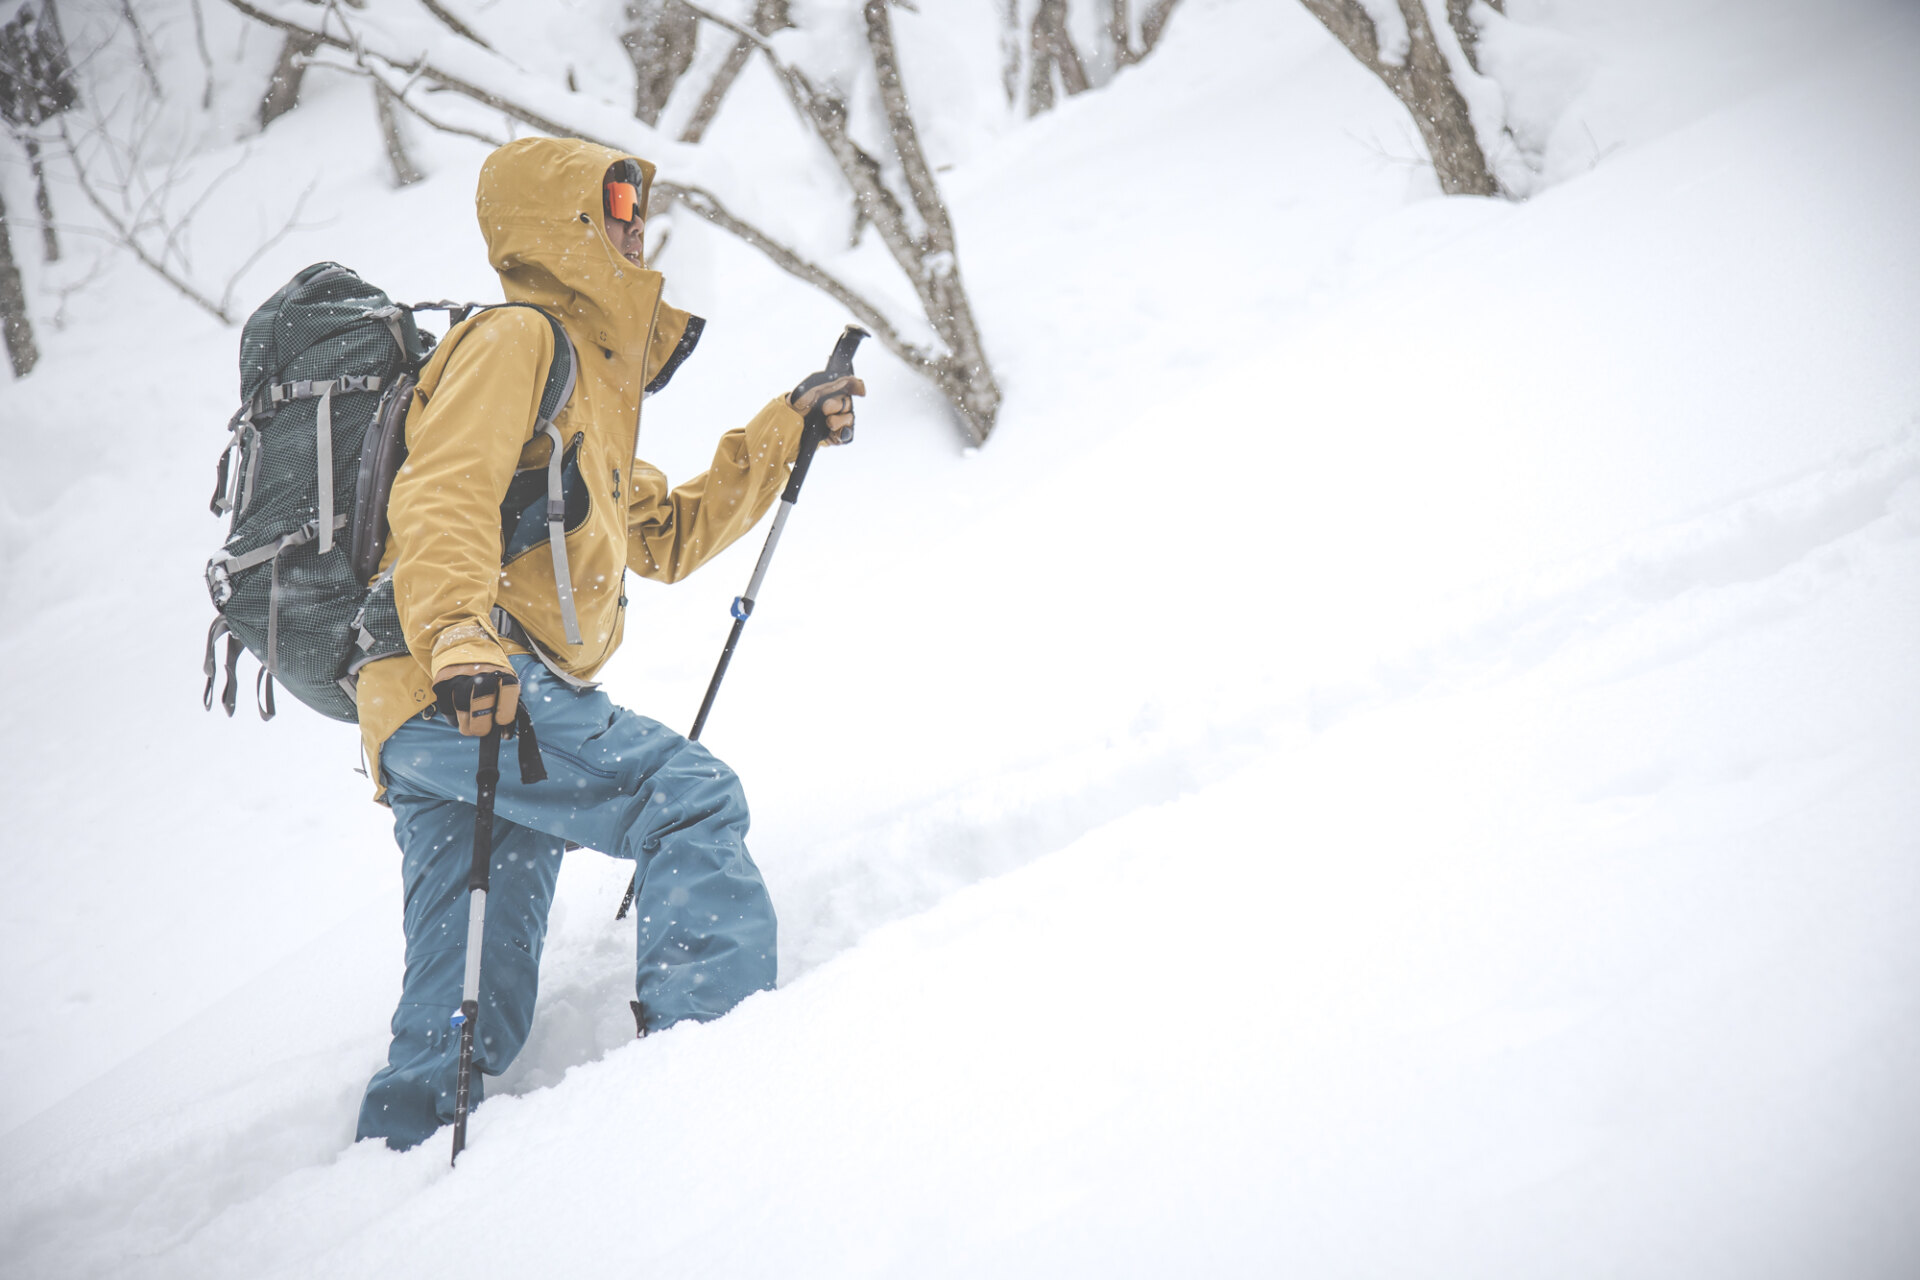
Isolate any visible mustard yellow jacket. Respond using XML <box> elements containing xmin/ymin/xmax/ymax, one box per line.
<box><xmin>354</xmin><ymin>137</ymin><xmax>806</xmax><ymax>793</ymax></box>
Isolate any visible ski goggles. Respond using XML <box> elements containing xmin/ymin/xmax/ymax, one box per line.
<box><xmin>604</xmin><ymin>180</ymin><xmax>640</xmax><ymax>224</ymax></box>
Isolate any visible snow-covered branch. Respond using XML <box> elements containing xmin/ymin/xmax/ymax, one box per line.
<box><xmin>224</xmin><ymin>0</ymin><xmax>1000</xmax><ymax>443</ymax></box>
<box><xmin>679</xmin><ymin>0</ymin><xmax>1000</xmax><ymax>441</ymax></box>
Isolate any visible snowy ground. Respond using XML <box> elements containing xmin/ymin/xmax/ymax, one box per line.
<box><xmin>3</xmin><ymin>0</ymin><xmax>1918</xmax><ymax>1276</ymax></box>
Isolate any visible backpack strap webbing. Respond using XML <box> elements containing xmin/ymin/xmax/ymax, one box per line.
<box><xmin>490</xmin><ymin>606</ymin><xmax>599</xmax><ymax>692</ymax></box>
<box><xmin>484</xmin><ymin>303</ymin><xmax>582</xmax><ymax>647</ymax></box>
<box><xmin>250</xmin><ymin>374</ymin><xmax>386</xmax><ymax>556</ymax></box>
<box><xmin>208</xmin><ymin>514</ymin><xmax>349</xmax><ymax>681</ymax></box>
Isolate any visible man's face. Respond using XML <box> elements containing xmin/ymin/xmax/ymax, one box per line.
<box><xmin>608</xmin><ymin>215</ymin><xmax>644</xmax><ymax>265</ymax></box>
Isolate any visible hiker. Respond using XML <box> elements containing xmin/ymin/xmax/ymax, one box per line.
<box><xmin>352</xmin><ymin>136</ymin><xmax>862</xmax><ymax>1150</ymax></box>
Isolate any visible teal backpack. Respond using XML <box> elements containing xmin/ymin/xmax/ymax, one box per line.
<box><xmin>202</xmin><ymin>262</ymin><xmax>578</xmax><ymax>722</ymax></box>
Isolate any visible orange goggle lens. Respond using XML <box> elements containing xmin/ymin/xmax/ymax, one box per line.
<box><xmin>604</xmin><ymin>181</ymin><xmax>639</xmax><ymax>224</ymax></box>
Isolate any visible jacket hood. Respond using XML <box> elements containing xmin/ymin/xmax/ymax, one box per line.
<box><xmin>476</xmin><ymin>137</ymin><xmax>662</xmax><ymax>359</ymax></box>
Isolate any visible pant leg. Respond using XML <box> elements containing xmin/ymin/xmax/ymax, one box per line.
<box><xmin>378</xmin><ymin>655</ymin><xmax>777</xmax><ymax>1030</ymax></box>
<box><xmin>356</xmin><ymin>793</ymin><xmax>562</xmax><ymax>1150</ymax></box>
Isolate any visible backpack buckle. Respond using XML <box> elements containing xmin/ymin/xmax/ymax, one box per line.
<box><xmin>206</xmin><ymin>560</ymin><xmax>234</xmax><ymax>608</ymax></box>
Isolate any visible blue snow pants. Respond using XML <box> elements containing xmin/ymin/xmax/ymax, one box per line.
<box><xmin>355</xmin><ymin>654</ymin><xmax>778</xmax><ymax>1150</ymax></box>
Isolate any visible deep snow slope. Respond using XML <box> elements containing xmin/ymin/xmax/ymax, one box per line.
<box><xmin>3</xmin><ymin>0</ymin><xmax>1918</xmax><ymax>1276</ymax></box>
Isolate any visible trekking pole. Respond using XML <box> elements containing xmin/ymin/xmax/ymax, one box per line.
<box><xmin>616</xmin><ymin>324</ymin><xmax>867</xmax><ymax>920</ymax></box>
<box><xmin>450</xmin><ymin>724</ymin><xmax>504</xmax><ymax>1165</ymax></box>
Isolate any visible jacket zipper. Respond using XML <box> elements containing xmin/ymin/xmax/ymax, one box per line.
<box><xmin>630</xmin><ymin>290</ymin><xmax>664</xmax><ymax>464</ymax></box>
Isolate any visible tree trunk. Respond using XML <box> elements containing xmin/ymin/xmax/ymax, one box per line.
<box><xmin>258</xmin><ymin>32</ymin><xmax>317</xmax><ymax>128</ymax></box>
<box><xmin>863</xmin><ymin>0</ymin><xmax>1000</xmax><ymax>442</ymax></box>
<box><xmin>999</xmin><ymin>0</ymin><xmax>1021</xmax><ymax>106</ymax></box>
<box><xmin>1027</xmin><ymin>0</ymin><xmax>1088</xmax><ymax>117</ymax></box>
<box><xmin>1299</xmin><ymin>0</ymin><xmax>1498</xmax><ymax>196</ymax></box>
<box><xmin>623</xmin><ymin>0</ymin><xmax>698</xmax><ymax>127</ymax></box>
<box><xmin>1140</xmin><ymin>0</ymin><xmax>1183</xmax><ymax>55</ymax></box>
<box><xmin>1445</xmin><ymin>0</ymin><xmax>1503</xmax><ymax>74</ymax></box>
<box><xmin>0</xmin><ymin>181</ymin><xmax>40</xmax><ymax>377</ymax></box>
<box><xmin>1107</xmin><ymin>0</ymin><xmax>1184</xmax><ymax>70</ymax></box>
<box><xmin>1106</xmin><ymin>0</ymin><xmax>1132</xmax><ymax>70</ymax></box>
<box><xmin>25</xmin><ymin>137</ymin><xmax>58</xmax><ymax>260</ymax></box>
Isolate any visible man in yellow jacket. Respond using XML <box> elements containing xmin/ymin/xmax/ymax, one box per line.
<box><xmin>353</xmin><ymin>137</ymin><xmax>860</xmax><ymax>1150</ymax></box>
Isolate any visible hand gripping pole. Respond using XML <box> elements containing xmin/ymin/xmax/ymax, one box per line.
<box><xmin>616</xmin><ymin>325</ymin><xmax>867</xmax><ymax>920</ymax></box>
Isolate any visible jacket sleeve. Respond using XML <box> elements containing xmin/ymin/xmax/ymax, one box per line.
<box><xmin>626</xmin><ymin>396</ymin><xmax>807</xmax><ymax>583</ymax></box>
<box><xmin>388</xmin><ymin>309</ymin><xmax>554</xmax><ymax>680</ymax></box>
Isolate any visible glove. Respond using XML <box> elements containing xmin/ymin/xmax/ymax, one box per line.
<box><xmin>788</xmin><ymin>373</ymin><xmax>866</xmax><ymax>446</ymax></box>
<box><xmin>433</xmin><ymin>663</ymin><xmax>520</xmax><ymax>736</ymax></box>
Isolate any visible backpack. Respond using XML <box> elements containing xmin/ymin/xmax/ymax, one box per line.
<box><xmin>201</xmin><ymin>261</ymin><xmax>578</xmax><ymax>723</ymax></box>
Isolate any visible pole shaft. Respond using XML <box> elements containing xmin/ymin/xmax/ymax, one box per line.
<box><xmin>451</xmin><ymin>729</ymin><xmax>502</xmax><ymax>1165</ymax></box>
<box><xmin>615</xmin><ymin>325</ymin><xmax>867</xmax><ymax>922</ymax></box>
<box><xmin>742</xmin><ymin>500</ymin><xmax>794</xmax><ymax>607</ymax></box>
<box><xmin>690</xmin><ymin>614</ymin><xmax>748</xmax><ymax>743</ymax></box>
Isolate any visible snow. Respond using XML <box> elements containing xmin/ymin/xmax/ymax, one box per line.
<box><xmin>3</xmin><ymin>0</ymin><xmax>1918</xmax><ymax>1275</ymax></box>
<box><xmin>1355</xmin><ymin>0</ymin><xmax>1411</xmax><ymax>66</ymax></box>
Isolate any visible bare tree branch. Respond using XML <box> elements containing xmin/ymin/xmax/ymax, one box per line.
<box><xmin>59</xmin><ymin>119</ymin><xmax>234</xmax><ymax>322</ymax></box>
<box><xmin>118</xmin><ymin>0</ymin><xmax>163</xmax><ymax>99</ymax></box>
<box><xmin>677</xmin><ymin>35</ymin><xmax>748</xmax><ymax>142</ymax></box>
<box><xmin>45</xmin><ymin>246</ymin><xmax>111</xmax><ymax>330</ymax></box>
<box><xmin>304</xmin><ymin>48</ymin><xmax>509</xmax><ymax>144</ymax></box>
<box><xmin>231</xmin><ymin>0</ymin><xmax>589</xmax><ymax>137</ymax></box>
<box><xmin>188</xmin><ymin>0</ymin><xmax>216</xmax><ymax>107</ymax></box>
<box><xmin>658</xmin><ymin>182</ymin><xmax>920</xmax><ymax>365</ymax></box>
<box><xmin>680</xmin><ymin>0</ymin><xmax>997</xmax><ymax>440</ymax></box>
<box><xmin>57</xmin><ymin>115</ymin><xmax>315</xmax><ymax>326</ymax></box>
<box><xmin>309</xmin><ymin>7</ymin><xmax>911</xmax><ymax>364</ymax></box>
<box><xmin>675</xmin><ymin>2</ymin><xmax>773</xmax><ymax>59</ymax></box>
<box><xmin>675</xmin><ymin>0</ymin><xmax>788</xmax><ymax>144</ymax></box>
<box><xmin>419</xmin><ymin>0</ymin><xmax>493</xmax><ymax>52</ymax></box>
<box><xmin>217</xmin><ymin>180</ymin><xmax>314</xmax><ymax>316</ymax></box>
<box><xmin>227</xmin><ymin>0</ymin><xmax>1000</xmax><ymax>442</ymax></box>
<box><xmin>374</xmin><ymin>81</ymin><xmax>424</xmax><ymax>185</ymax></box>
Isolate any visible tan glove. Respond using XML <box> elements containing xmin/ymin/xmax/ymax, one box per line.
<box><xmin>789</xmin><ymin>374</ymin><xmax>866</xmax><ymax>446</ymax></box>
<box><xmin>433</xmin><ymin>663</ymin><xmax>520</xmax><ymax>736</ymax></box>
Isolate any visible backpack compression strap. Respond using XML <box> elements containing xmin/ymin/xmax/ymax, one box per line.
<box><xmin>539</xmin><ymin>415</ymin><xmax>582</xmax><ymax>646</ymax></box>
<box><xmin>208</xmin><ymin>515</ymin><xmax>348</xmax><ymax>660</ymax></box>
<box><xmin>255</xmin><ymin>374</ymin><xmax>385</xmax><ymax>557</ymax></box>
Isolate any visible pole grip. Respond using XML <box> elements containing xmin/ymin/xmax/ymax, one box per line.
<box><xmin>781</xmin><ymin>325</ymin><xmax>868</xmax><ymax>504</ymax></box>
<box><xmin>469</xmin><ymin>729</ymin><xmax>502</xmax><ymax>894</ymax></box>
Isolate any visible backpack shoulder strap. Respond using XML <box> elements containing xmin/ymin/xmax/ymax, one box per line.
<box><xmin>479</xmin><ymin>302</ymin><xmax>577</xmax><ymax>437</ymax></box>
<box><xmin>482</xmin><ymin>303</ymin><xmax>583</xmax><ymax>646</ymax></box>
